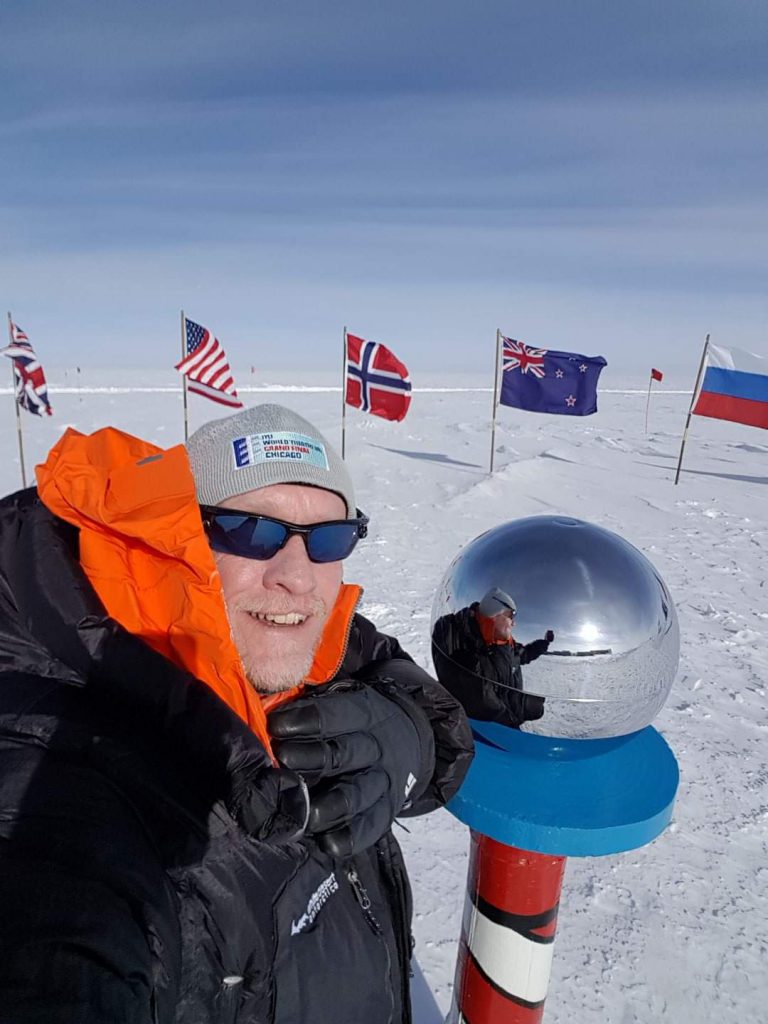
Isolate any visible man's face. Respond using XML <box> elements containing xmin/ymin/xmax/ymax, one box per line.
<box><xmin>212</xmin><ymin>483</ymin><xmax>345</xmax><ymax>693</ymax></box>
<box><xmin>492</xmin><ymin>610</ymin><xmax>515</xmax><ymax>642</ymax></box>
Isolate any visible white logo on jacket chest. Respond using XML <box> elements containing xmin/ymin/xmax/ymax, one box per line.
<box><xmin>291</xmin><ymin>872</ymin><xmax>340</xmax><ymax>936</ymax></box>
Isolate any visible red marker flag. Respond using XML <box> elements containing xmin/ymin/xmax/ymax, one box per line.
<box><xmin>345</xmin><ymin>333</ymin><xmax>412</xmax><ymax>422</ymax></box>
<box><xmin>645</xmin><ymin>368</ymin><xmax>664</xmax><ymax>433</ymax></box>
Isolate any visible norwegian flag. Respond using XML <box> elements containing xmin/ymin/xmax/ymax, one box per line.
<box><xmin>502</xmin><ymin>337</ymin><xmax>547</xmax><ymax>378</ymax></box>
<box><xmin>346</xmin><ymin>333</ymin><xmax>412</xmax><ymax>422</ymax></box>
<box><xmin>2</xmin><ymin>322</ymin><xmax>53</xmax><ymax>417</ymax></box>
<box><xmin>175</xmin><ymin>318</ymin><xmax>243</xmax><ymax>408</ymax></box>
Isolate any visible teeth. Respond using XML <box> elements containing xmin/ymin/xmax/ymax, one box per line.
<box><xmin>251</xmin><ymin>612</ymin><xmax>307</xmax><ymax>625</ymax></box>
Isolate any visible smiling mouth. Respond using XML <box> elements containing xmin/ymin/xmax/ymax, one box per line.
<box><xmin>247</xmin><ymin>611</ymin><xmax>309</xmax><ymax>626</ymax></box>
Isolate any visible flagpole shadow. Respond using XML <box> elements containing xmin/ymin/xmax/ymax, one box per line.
<box><xmin>636</xmin><ymin>461</ymin><xmax>768</xmax><ymax>486</ymax></box>
<box><xmin>366</xmin><ymin>443</ymin><xmax>483</xmax><ymax>471</ymax></box>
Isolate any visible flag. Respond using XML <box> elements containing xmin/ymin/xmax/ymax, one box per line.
<box><xmin>692</xmin><ymin>343</ymin><xmax>768</xmax><ymax>430</ymax></box>
<box><xmin>175</xmin><ymin>318</ymin><xmax>243</xmax><ymax>408</ymax></box>
<box><xmin>346</xmin><ymin>333</ymin><xmax>412</xmax><ymax>422</ymax></box>
<box><xmin>651</xmin><ymin>368</ymin><xmax>663</xmax><ymax>382</ymax></box>
<box><xmin>499</xmin><ymin>337</ymin><xmax>606</xmax><ymax>416</ymax></box>
<box><xmin>1</xmin><ymin>322</ymin><xmax>53</xmax><ymax>417</ymax></box>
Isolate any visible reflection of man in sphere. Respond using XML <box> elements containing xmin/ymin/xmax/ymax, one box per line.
<box><xmin>431</xmin><ymin>586</ymin><xmax>554</xmax><ymax>729</ymax></box>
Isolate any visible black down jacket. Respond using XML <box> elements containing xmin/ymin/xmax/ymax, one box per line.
<box><xmin>0</xmin><ymin>490</ymin><xmax>473</xmax><ymax>1024</ymax></box>
<box><xmin>431</xmin><ymin>605</ymin><xmax>548</xmax><ymax>728</ymax></box>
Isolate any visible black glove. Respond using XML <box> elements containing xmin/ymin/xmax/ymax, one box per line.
<box><xmin>504</xmin><ymin>689</ymin><xmax>546</xmax><ymax>727</ymax></box>
<box><xmin>229</xmin><ymin>766</ymin><xmax>310</xmax><ymax>844</ymax></box>
<box><xmin>545</xmin><ymin>630</ymin><xmax>555</xmax><ymax>643</ymax></box>
<box><xmin>268</xmin><ymin>682</ymin><xmax>435</xmax><ymax>858</ymax></box>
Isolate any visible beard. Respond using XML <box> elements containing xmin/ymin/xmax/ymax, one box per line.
<box><xmin>226</xmin><ymin>595</ymin><xmax>329</xmax><ymax>694</ymax></box>
<box><xmin>240</xmin><ymin>644</ymin><xmax>316</xmax><ymax>694</ymax></box>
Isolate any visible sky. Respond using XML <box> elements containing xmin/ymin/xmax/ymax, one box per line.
<box><xmin>2</xmin><ymin>1</ymin><xmax>767</xmax><ymax>375</ymax></box>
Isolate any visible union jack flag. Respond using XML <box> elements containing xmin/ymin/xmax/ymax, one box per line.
<box><xmin>175</xmin><ymin>318</ymin><xmax>243</xmax><ymax>408</ymax></box>
<box><xmin>502</xmin><ymin>337</ymin><xmax>547</xmax><ymax>378</ymax></box>
<box><xmin>346</xmin><ymin>333</ymin><xmax>412</xmax><ymax>422</ymax></box>
<box><xmin>1</xmin><ymin>321</ymin><xmax>53</xmax><ymax>417</ymax></box>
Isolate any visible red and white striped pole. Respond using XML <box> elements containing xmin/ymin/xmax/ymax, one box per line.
<box><xmin>449</xmin><ymin>833</ymin><xmax>566</xmax><ymax>1023</ymax></box>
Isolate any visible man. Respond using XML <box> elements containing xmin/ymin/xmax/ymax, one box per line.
<box><xmin>0</xmin><ymin>403</ymin><xmax>473</xmax><ymax>1023</ymax></box>
<box><xmin>431</xmin><ymin>586</ymin><xmax>554</xmax><ymax>728</ymax></box>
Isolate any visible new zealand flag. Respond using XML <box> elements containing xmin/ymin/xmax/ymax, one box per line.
<box><xmin>500</xmin><ymin>337</ymin><xmax>606</xmax><ymax>416</ymax></box>
<box><xmin>346</xmin><ymin>333</ymin><xmax>412</xmax><ymax>422</ymax></box>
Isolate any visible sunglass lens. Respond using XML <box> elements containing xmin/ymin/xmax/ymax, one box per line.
<box><xmin>306</xmin><ymin>522</ymin><xmax>360</xmax><ymax>563</ymax></box>
<box><xmin>208</xmin><ymin>514</ymin><xmax>287</xmax><ymax>560</ymax></box>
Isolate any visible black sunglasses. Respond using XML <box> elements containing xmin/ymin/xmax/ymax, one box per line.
<box><xmin>200</xmin><ymin>504</ymin><xmax>369</xmax><ymax>564</ymax></box>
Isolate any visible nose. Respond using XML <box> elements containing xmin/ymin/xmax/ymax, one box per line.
<box><xmin>261</xmin><ymin>533</ymin><xmax>316</xmax><ymax>595</ymax></box>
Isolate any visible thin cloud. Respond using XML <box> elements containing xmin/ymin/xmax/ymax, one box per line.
<box><xmin>2</xmin><ymin>1</ymin><xmax>766</xmax><ymax>370</ymax></box>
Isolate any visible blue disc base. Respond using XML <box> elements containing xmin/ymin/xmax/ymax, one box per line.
<box><xmin>446</xmin><ymin>721</ymin><xmax>679</xmax><ymax>857</ymax></box>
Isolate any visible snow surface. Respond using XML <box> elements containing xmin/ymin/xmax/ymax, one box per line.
<box><xmin>3</xmin><ymin>371</ymin><xmax>766</xmax><ymax>1024</ymax></box>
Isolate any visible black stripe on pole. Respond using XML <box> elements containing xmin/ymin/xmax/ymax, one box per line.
<box><xmin>469</xmin><ymin>888</ymin><xmax>559</xmax><ymax>943</ymax></box>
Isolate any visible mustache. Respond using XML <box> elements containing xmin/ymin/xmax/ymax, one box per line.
<box><xmin>231</xmin><ymin>596</ymin><xmax>328</xmax><ymax>618</ymax></box>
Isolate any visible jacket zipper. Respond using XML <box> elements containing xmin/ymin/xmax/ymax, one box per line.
<box><xmin>347</xmin><ymin>867</ymin><xmax>395</xmax><ymax>1024</ymax></box>
<box><xmin>347</xmin><ymin>866</ymin><xmax>380</xmax><ymax>933</ymax></box>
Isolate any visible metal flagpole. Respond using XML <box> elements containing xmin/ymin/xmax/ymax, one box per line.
<box><xmin>674</xmin><ymin>333</ymin><xmax>710</xmax><ymax>486</ymax></box>
<box><xmin>180</xmin><ymin>310</ymin><xmax>189</xmax><ymax>442</ymax></box>
<box><xmin>489</xmin><ymin>329</ymin><xmax>502</xmax><ymax>474</ymax></box>
<box><xmin>6</xmin><ymin>312</ymin><xmax>27</xmax><ymax>489</ymax></box>
<box><xmin>645</xmin><ymin>373</ymin><xmax>653</xmax><ymax>434</ymax></box>
<box><xmin>341</xmin><ymin>325</ymin><xmax>348</xmax><ymax>460</ymax></box>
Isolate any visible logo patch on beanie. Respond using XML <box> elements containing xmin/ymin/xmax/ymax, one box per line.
<box><xmin>232</xmin><ymin>432</ymin><xmax>330</xmax><ymax>471</ymax></box>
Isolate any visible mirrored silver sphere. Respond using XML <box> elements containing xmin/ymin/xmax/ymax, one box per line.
<box><xmin>430</xmin><ymin>515</ymin><xmax>679</xmax><ymax>739</ymax></box>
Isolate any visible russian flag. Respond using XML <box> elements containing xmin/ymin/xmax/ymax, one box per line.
<box><xmin>693</xmin><ymin>343</ymin><xmax>768</xmax><ymax>431</ymax></box>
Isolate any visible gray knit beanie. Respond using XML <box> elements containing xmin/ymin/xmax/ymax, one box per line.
<box><xmin>478</xmin><ymin>587</ymin><xmax>517</xmax><ymax>617</ymax></box>
<box><xmin>186</xmin><ymin>404</ymin><xmax>356</xmax><ymax>516</ymax></box>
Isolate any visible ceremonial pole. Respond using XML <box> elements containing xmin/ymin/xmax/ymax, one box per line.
<box><xmin>674</xmin><ymin>334</ymin><xmax>710</xmax><ymax>485</ymax></box>
<box><xmin>181</xmin><ymin>310</ymin><xmax>189</xmax><ymax>442</ymax></box>
<box><xmin>489</xmin><ymin>329</ymin><xmax>502</xmax><ymax>474</ymax></box>
<box><xmin>447</xmin><ymin>724</ymin><xmax>677</xmax><ymax>1024</ymax></box>
<box><xmin>341</xmin><ymin>326</ymin><xmax>348</xmax><ymax>460</ymax></box>
<box><xmin>6</xmin><ymin>312</ymin><xmax>27</xmax><ymax>489</ymax></box>
<box><xmin>438</xmin><ymin>517</ymin><xmax>680</xmax><ymax>1024</ymax></box>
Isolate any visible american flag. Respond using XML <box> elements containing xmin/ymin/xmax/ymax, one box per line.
<box><xmin>175</xmin><ymin>318</ymin><xmax>243</xmax><ymax>408</ymax></box>
<box><xmin>1</xmin><ymin>321</ymin><xmax>53</xmax><ymax>417</ymax></box>
<box><xmin>502</xmin><ymin>337</ymin><xmax>547</xmax><ymax>378</ymax></box>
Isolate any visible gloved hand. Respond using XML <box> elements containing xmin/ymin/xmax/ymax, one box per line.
<box><xmin>268</xmin><ymin>682</ymin><xmax>435</xmax><ymax>859</ymax></box>
<box><xmin>545</xmin><ymin>629</ymin><xmax>555</xmax><ymax>643</ymax></box>
<box><xmin>229</xmin><ymin>767</ymin><xmax>310</xmax><ymax>844</ymax></box>
<box><xmin>506</xmin><ymin>689</ymin><xmax>546</xmax><ymax>727</ymax></box>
